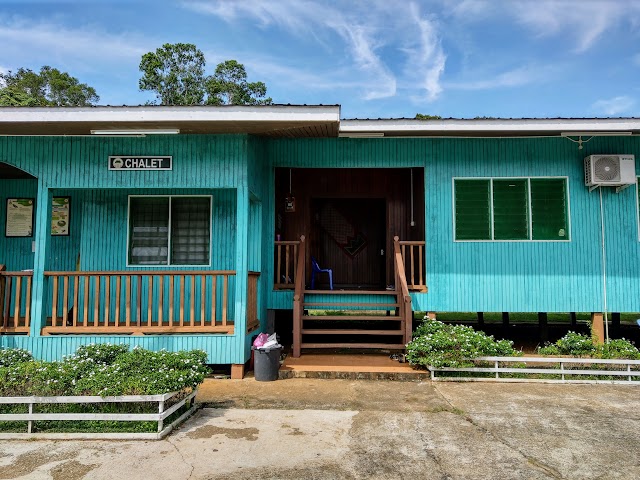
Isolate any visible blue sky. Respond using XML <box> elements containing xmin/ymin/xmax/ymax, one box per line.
<box><xmin>1</xmin><ymin>0</ymin><xmax>639</xmax><ymax>119</ymax></box>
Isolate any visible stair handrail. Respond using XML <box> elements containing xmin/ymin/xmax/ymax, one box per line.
<box><xmin>394</xmin><ymin>236</ymin><xmax>413</xmax><ymax>345</ymax></box>
<box><xmin>292</xmin><ymin>235</ymin><xmax>306</xmax><ymax>357</ymax></box>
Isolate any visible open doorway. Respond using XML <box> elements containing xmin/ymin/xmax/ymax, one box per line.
<box><xmin>311</xmin><ymin>198</ymin><xmax>386</xmax><ymax>289</ymax></box>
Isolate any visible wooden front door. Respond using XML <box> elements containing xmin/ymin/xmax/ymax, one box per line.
<box><xmin>311</xmin><ymin>198</ymin><xmax>386</xmax><ymax>288</ymax></box>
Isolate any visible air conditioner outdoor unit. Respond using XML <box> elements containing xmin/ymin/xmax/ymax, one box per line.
<box><xmin>584</xmin><ymin>154</ymin><xmax>636</xmax><ymax>187</ymax></box>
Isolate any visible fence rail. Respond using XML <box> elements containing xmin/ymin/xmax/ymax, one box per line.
<box><xmin>429</xmin><ymin>356</ymin><xmax>640</xmax><ymax>384</ymax></box>
<box><xmin>274</xmin><ymin>240</ymin><xmax>300</xmax><ymax>289</ymax></box>
<box><xmin>43</xmin><ymin>271</ymin><xmax>236</xmax><ymax>335</ymax></box>
<box><xmin>0</xmin><ymin>390</ymin><xmax>197</xmax><ymax>440</ymax></box>
<box><xmin>398</xmin><ymin>241</ymin><xmax>426</xmax><ymax>292</ymax></box>
<box><xmin>0</xmin><ymin>266</ymin><xmax>32</xmax><ymax>334</ymax></box>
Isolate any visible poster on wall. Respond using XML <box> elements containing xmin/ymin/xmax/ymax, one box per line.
<box><xmin>5</xmin><ymin>198</ymin><xmax>34</xmax><ymax>237</ymax></box>
<box><xmin>51</xmin><ymin>197</ymin><xmax>70</xmax><ymax>236</ymax></box>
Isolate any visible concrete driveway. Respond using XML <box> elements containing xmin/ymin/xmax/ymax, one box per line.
<box><xmin>1</xmin><ymin>379</ymin><xmax>639</xmax><ymax>479</ymax></box>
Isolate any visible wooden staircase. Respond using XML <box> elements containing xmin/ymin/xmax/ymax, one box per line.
<box><xmin>292</xmin><ymin>236</ymin><xmax>414</xmax><ymax>357</ymax></box>
<box><xmin>299</xmin><ymin>290</ymin><xmax>407</xmax><ymax>350</ymax></box>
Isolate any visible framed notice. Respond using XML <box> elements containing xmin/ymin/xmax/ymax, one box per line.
<box><xmin>51</xmin><ymin>197</ymin><xmax>71</xmax><ymax>236</ymax></box>
<box><xmin>5</xmin><ymin>198</ymin><xmax>34</xmax><ymax>237</ymax></box>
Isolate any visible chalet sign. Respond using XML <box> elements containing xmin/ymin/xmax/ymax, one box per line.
<box><xmin>108</xmin><ymin>156</ymin><xmax>172</xmax><ymax>171</ymax></box>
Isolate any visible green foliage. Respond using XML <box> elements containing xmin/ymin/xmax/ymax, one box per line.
<box><xmin>0</xmin><ymin>348</ymin><xmax>33</xmax><ymax>367</ymax></box>
<box><xmin>406</xmin><ymin>319</ymin><xmax>520</xmax><ymax>368</ymax></box>
<box><xmin>139</xmin><ymin>43</ymin><xmax>207</xmax><ymax>105</ymax></box>
<box><xmin>139</xmin><ymin>43</ymin><xmax>272</xmax><ymax>106</ymax></box>
<box><xmin>0</xmin><ymin>66</ymin><xmax>99</xmax><ymax>106</ymax></box>
<box><xmin>206</xmin><ymin>60</ymin><xmax>272</xmax><ymax>105</ymax></box>
<box><xmin>0</xmin><ymin>344</ymin><xmax>209</xmax><ymax>397</ymax></box>
<box><xmin>415</xmin><ymin>113</ymin><xmax>442</xmax><ymax>120</ymax></box>
<box><xmin>538</xmin><ymin>332</ymin><xmax>640</xmax><ymax>359</ymax></box>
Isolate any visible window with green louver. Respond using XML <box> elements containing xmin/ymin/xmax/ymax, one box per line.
<box><xmin>454</xmin><ymin>179</ymin><xmax>491</xmax><ymax>240</ymax></box>
<box><xmin>128</xmin><ymin>196</ymin><xmax>211</xmax><ymax>265</ymax></box>
<box><xmin>454</xmin><ymin>177</ymin><xmax>569</xmax><ymax>241</ymax></box>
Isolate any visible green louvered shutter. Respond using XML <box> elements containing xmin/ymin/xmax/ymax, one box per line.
<box><xmin>493</xmin><ymin>179</ymin><xmax>529</xmax><ymax>240</ymax></box>
<box><xmin>128</xmin><ymin>197</ymin><xmax>169</xmax><ymax>265</ymax></box>
<box><xmin>530</xmin><ymin>178</ymin><xmax>569</xmax><ymax>240</ymax></box>
<box><xmin>455</xmin><ymin>179</ymin><xmax>491</xmax><ymax>240</ymax></box>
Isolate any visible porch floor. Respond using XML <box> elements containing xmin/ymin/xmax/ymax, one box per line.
<box><xmin>280</xmin><ymin>351</ymin><xmax>428</xmax><ymax>378</ymax></box>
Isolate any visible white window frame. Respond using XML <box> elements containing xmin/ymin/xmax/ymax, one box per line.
<box><xmin>452</xmin><ymin>176</ymin><xmax>571</xmax><ymax>243</ymax></box>
<box><xmin>126</xmin><ymin>195</ymin><xmax>213</xmax><ymax>267</ymax></box>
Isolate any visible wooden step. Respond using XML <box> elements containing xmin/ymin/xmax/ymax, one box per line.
<box><xmin>304</xmin><ymin>290</ymin><xmax>396</xmax><ymax>295</ymax></box>
<box><xmin>302</xmin><ymin>329</ymin><xmax>404</xmax><ymax>336</ymax></box>
<box><xmin>303</xmin><ymin>302</ymin><xmax>400</xmax><ymax>308</ymax></box>
<box><xmin>301</xmin><ymin>343</ymin><xmax>406</xmax><ymax>350</ymax></box>
<box><xmin>302</xmin><ymin>315</ymin><xmax>402</xmax><ymax>321</ymax></box>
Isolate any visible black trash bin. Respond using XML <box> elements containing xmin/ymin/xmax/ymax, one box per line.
<box><xmin>253</xmin><ymin>346</ymin><xmax>282</xmax><ymax>381</ymax></box>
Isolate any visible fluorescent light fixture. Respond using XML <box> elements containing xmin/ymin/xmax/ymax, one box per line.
<box><xmin>561</xmin><ymin>131</ymin><xmax>632</xmax><ymax>137</ymax></box>
<box><xmin>338</xmin><ymin>132</ymin><xmax>384</xmax><ymax>138</ymax></box>
<box><xmin>90</xmin><ymin>128</ymin><xmax>180</xmax><ymax>135</ymax></box>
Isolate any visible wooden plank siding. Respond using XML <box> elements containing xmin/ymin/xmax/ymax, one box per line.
<box><xmin>266</xmin><ymin>136</ymin><xmax>640</xmax><ymax>313</ymax></box>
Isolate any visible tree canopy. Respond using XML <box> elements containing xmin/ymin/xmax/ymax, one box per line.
<box><xmin>0</xmin><ymin>66</ymin><xmax>99</xmax><ymax>107</ymax></box>
<box><xmin>139</xmin><ymin>43</ymin><xmax>272</xmax><ymax>106</ymax></box>
<box><xmin>415</xmin><ymin>113</ymin><xmax>442</xmax><ymax>120</ymax></box>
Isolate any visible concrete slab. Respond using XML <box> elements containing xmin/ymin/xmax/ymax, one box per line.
<box><xmin>2</xmin><ymin>379</ymin><xmax>639</xmax><ymax>479</ymax></box>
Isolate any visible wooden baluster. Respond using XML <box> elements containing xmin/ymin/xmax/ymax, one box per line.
<box><xmin>62</xmin><ymin>276</ymin><xmax>69</xmax><ymax>327</ymax></box>
<box><xmin>222</xmin><ymin>275</ymin><xmax>228</xmax><ymax>326</ymax></box>
<box><xmin>83</xmin><ymin>275</ymin><xmax>90</xmax><ymax>327</ymax></box>
<box><xmin>125</xmin><ymin>276</ymin><xmax>131</xmax><ymax>327</ymax></box>
<box><xmin>104</xmin><ymin>276</ymin><xmax>110</xmax><ymax>326</ymax></box>
<box><xmin>190</xmin><ymin>275</ymin><xmax>195</xmax><ymax>326</ymax></box>
<box><xmin>285</xmin><ymin>246</ymin><xmax>290</xmax><ymax>285</ymax></box>
<box><xmin>169</xmin><ymin>276</ymin><xmax>174</xmax><ymax>326</ymax></box>
<box><xmin>25</xmin><ymin>276</ymin><xmax>31</xmax><ymax>329</ymax></box>
<box><xmin>200</xmin><ymin>275</ymin><xmax>205</xmax><ymax>327</ymax></box>
<box><xmin>210</xmin><ymin>276</ymin><xmax>217</xmax><ymax>326</ymax></box>
<box><xmin>2</xmin><ymin>277</ymin><xmax>10</xmax><ymax>330</ymax></box>
<box><xmin>276</xmin><ymin>243</ymin><xmax>282</xmax><ymax>287</ymax></box>
<box><xmin>179</xmin><ymin>275</ymin><xmax>185</xmax><ymax>327</ymax></box>
<box><xmin>419</xmin><ymin>245</ymin><xmax>424</xmax><ymax>287</ymax></box>
<box><xmin>51</xmin><ymin>276</ymin><xmax>59</xmax><ymax>327</ymax></box>
<box><xmin>147</xmin><ymin>276</ymin><xmax>153</xmax><ymax>327</ymax></box>
<box><xmin>13</xmin><ymin>276</ymin><xmax>22</xmax><ymax>328</ymax></box>
<box><xmin>93</xmin><ymin>275</ymin><xmax>100</xmax><ymax>327</ymax></box>
<box><xmin>410</xmin><ymin>245</ymin><xmax>415</xmax><ymax>288</ymax></box>
<box><xmin>72</xmin><ymin>276</ymin><xmax>79</xmax><ymax>327</ymax></box>
<box><xmin>114</xmin><ymin>276</ymin><xmax>121</xmax><ymax>328</ymax></box>
<box><xmin>136</xmin><ymin>275</ymin><xmax>142</xmax><ymax>327</ymax></box>
<box><xmin>157</xmin><ymin>276</ymin><xmax>164</xmax><ymax>326</ymax></box>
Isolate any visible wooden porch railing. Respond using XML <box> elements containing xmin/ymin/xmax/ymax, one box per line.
<box><xmin>274</xmin><ymin>240</ymin><xmax>301</xmax><ymax>289</ymax></box>
<box><xmin>292</xmin><ymin>236</ymin><xmax>306</xmax><ymax>358</ymax></box>
<box><xmin>247</xmin><ymin>271</ymin><xmax>260</xmax><ymax>333</ymax></box>
<box><xmin>0</xmin><ymin>265</ymin><xmax>32</xmax><ymax>334</ymax></box>
<box><xmin>43</xmin><ymin>271</ymin><xmax>236</xmax><ymax>335</ymax></box>
<box><xmin>393</xmin><ymin>237</ymin><xmax>413</xmax><ymax>345</ymax></box>
<box><xmin>398</xmin><ymin>240</ymin><xmax>427</xmax><ymax>292</ymax></box>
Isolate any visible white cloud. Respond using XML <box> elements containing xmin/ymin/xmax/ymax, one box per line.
<box><xmin>592</xmin><ymin>96</ymin><xmax>635</xmax><ymax>115</ymax></box>
<box><xmin>183</xmin><ymin>0</ymin><xmax>446</xmax><ymax>102</ymax></box>
<box><xmin>447</xmin><ymin>64</ymin><xmax>558</xmax><ymax>91</ymax></box>
<box><xmin>507</xmin><ymin>0</ymin><xmax>640</xmax><ymax>53</ymax></box>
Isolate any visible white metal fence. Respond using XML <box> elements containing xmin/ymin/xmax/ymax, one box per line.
<box><xmin>429</xmin><ymin>356</ymin><xmax>640</xmax><ymax>384</ymax></box>
<box><xmin>0</xmin><ymin>389</ymin><xmax>198</xmax><ymax>440</ymax></box>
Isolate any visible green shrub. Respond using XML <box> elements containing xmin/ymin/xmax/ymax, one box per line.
<box><xmin>406</xmin><ymin>319</ymin><xmax>521</xmax><ymax>368</ymax></box>
<box><xmin>538</xmin><ymin>332</ymin><xmax>640</xmax><ymax>359</ymax></box>
<box><xmin>0</xmin><ymin>348</ymin><xmax>33</xmax><ymax>367</ymax></box>
<box><xmin>0</xmin><ymin>344</ymin><xmax>209</xmax><ymax>397</ymax></box>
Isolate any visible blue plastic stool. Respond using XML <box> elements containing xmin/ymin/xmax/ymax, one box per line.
<box><xmin>310</xmin><ymin>256</ymin><xmax>333</xmax><ymax>290</ymax></box>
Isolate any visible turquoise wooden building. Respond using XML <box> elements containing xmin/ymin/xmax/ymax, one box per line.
<box><xmin>1</xmin><ymin>105</ymin><xmax>639</xmax><ymax>375</ymax></box>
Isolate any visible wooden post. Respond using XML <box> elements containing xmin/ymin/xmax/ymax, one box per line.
<box><xmin>570</xmin><ymin>312</ymin><xmax>577</xmax><ymax>329</ymax></box>
<box><xmin>611</xmin><ymin>312</ymin><xmax>621</xmax><ymax>338</ymax></box>
<box><xmin>538</xmin><ymin>312</ymin><xmax>548</xmax><ymax>343</ymax></box>
<box><xmin>591</xmin><ymin>312</ymin><xmax>605</xmax><ymax>344</ymax></box>
<box><xmin>292</xmin><ymin>235</ymin><xmax>306</xmax><ymax>358</ymax></box>
<box><xmin>477</xmin><ymin>312</ymin><xmax>484</xmax><ymax>328</ymax></box>
<box><xmin>231</xmin><ymin>364</ymin><xmax>245</xmax><ymax>380</ymax></box>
